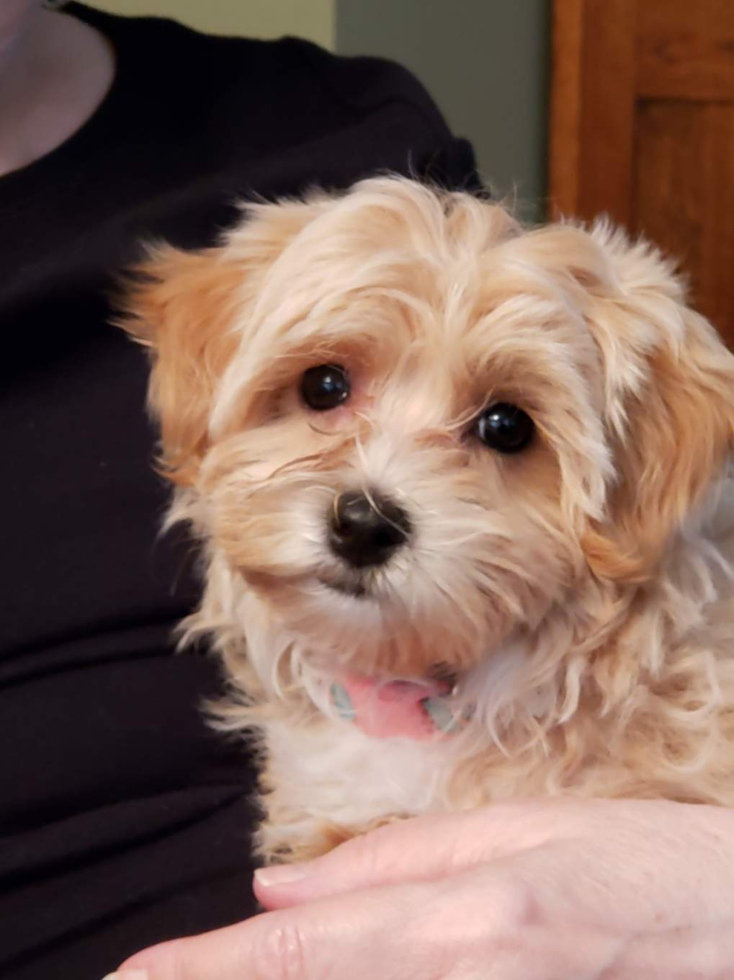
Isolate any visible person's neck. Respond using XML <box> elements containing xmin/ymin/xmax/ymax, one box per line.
<box><xmin>0</xmin><ymin>8</ymin><xmax>114</xmax><ymax>179</ymax></box>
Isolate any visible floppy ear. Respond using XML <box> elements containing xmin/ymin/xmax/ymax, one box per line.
<box><xmin>116</xmin><ymin>198</ymin><xmax>328</xmax><ymax>485</ymax></box>
<box><xmin>118</xmin><ymin>245</ymin><xmax>246</xmax><ymax>485</ymax></box>
<box><xmin>580</xmin><ymin>228</ymin><xmax>734</xmax><ymax>583</ymax></box>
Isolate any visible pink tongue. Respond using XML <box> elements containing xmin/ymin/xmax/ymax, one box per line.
<box><xmin>333</xmin><ymin>671</ymin><xmax>450</xmax><ymax>740</ymax></box>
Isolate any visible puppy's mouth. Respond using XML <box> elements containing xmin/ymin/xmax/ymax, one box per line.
<box><xmin>329</xmin><ymin>667</ymin><xmax>467</xmax><ymax>739</ymax></box>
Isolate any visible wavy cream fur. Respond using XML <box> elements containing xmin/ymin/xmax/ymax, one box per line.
<box><xmin>120</xmin><ymin>177</ymin><xmax>734</xmax><ymax>861</ymax></box>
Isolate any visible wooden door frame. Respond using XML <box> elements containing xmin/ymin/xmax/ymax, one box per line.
<box><xmin>549</xmin><ymin>0</ymin><xmax>637</xmax><ymax>223</ymax></box>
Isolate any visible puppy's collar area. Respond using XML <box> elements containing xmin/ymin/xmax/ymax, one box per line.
<box><xmin>330</xmin><ymin>671</ymin><xmax>469</xmax><ymax>740</ymax></box>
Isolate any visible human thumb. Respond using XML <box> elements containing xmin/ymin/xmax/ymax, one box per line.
<box><xmin>254</xmin><ymin>803</ymin><xmax>554</xmax><ymax>910</ymax></box>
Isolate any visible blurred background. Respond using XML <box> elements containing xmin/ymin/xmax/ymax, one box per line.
<box><xmin>92</xmin><ymin>0</ymin><xmax>550</xmax><ymax>218</ymax></box>
<box><xmin>93</xmin><ymin>1</ymin><xmax>733</xmax><ymax>344</ymax></box>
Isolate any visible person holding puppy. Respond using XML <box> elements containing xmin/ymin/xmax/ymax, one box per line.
<box><xmin>3</xmin><ymin>3</ymin><xmax>734</xmax><ymax>980</ymax></box>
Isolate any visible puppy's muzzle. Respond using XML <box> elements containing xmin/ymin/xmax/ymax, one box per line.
<box><xmin>328</xmin><ymin>490</ymin><xmax>411</xmax><ymax>569</ymax></box>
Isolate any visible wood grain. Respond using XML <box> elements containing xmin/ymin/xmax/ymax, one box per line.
<box><xmin>638</xmin><ymin>0</ymin><xmax>734</xmax><ymax>101</ymax></box>
<box><xmin>549</xmin><ymin>0</ymin><xmax>637</xmax><ymax>224</ymax></box>
<box><xmin>577</xmin><ymin>0</ymin><xmax>637</xmax><ymax>225</ymax></box>
<box><xmin>550</xmin><ymin>0</ymin><xmax>734</xmax><ymax>344</ymax></box>
<box><xmin>633</xmin><ymin>102</ymin><xmax>734</xmax><ymax>343</ymax></box>
<box><xmin>634</xmin><ymin>103</ymin><xmax>707</xmax><ymax>303</ymax></box>
<box><xmin>549</xmin><ymin>0</ymin><xmax>584</xmax><ymax>218</ymax></box>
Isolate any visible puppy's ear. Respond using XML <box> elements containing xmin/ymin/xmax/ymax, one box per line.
<box><xmin>117</xmin><ymin>199</ymin><xmax>327</xmax><ymax>484</ymax></box>
<box><xmin>580</xmin><ymin>227</ymin><xmax>734</xmax><ymax>583</ymax></box>
<box><xmin>118</xmin><ymin>245</ymin><xmax>245</xmax><ymax>484</ymax></box>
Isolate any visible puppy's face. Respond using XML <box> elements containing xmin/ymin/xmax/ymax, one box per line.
<box><xmin>121</xmin><ymin>179</ymin><xmax>734</xmax><ymax>686</ymax></box>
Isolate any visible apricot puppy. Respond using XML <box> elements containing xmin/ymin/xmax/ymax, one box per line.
<box><xmin>120</xmin><ymin>178</ymin><xmax>734</xmax><ymax>862</ymax></box>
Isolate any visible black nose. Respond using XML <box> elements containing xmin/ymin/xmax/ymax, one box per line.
<box><xmin>329</xmin><ymin>490</ymin><xmax>411</xmax><ymax>568</ymax></box>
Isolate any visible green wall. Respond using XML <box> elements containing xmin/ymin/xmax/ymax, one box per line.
<box><xmin>336</xmin><ymin>0</ymin><xmax>550</xmax><ymax>218</ymax></box>
<box><xmin>93</xmin><ymin>0</ymin><xmax>335</xmax><ymax>47</ymax></box>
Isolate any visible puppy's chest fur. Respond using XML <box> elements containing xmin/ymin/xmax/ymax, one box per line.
<box><xmin>258</xmin><ymin>717</ymin><xmax>453</xmax><ymax>860</ymax></box>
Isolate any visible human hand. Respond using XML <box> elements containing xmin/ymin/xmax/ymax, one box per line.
<box><xmin>108</xmin><ymin>798</ymin><xmax>734</xmax><ymax>980</ymax></box>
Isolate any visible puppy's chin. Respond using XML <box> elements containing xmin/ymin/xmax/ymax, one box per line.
<box><xmin>242</xmin><ymin>559</ymin><xmax>523</xmax><ymax>682</ymax></box>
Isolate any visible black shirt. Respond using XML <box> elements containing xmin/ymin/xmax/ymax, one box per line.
<box><xmin>0</xmin><ymin>5</ymin><xmax>477</xmax><ymax>978</ymax></box>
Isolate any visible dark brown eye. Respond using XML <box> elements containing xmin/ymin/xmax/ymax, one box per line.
<box><xmin>475</xmin><ymin>403</ymin><xmax>534</xmax><ymax>454</ymax></box>
<box><xmin>301</xmin><ymin>364</ymin><xmax>350</xmax><ymax>411</ymax></box>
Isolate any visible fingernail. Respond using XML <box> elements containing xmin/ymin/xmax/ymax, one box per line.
<box><xmin>255</xmin><ymin>862</ymin><xmax>312</xmax><ymax>887</ymax></box>
<box><xmin>101</xmin><ymin>971</ymin><xmax>149</xmax><ymax>980</ymax></box>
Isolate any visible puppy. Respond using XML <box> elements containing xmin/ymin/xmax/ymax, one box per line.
<box><xmin>119</xmin><ymin>177</ymin><xmax>734</xmax><ymax>863</ymax></box>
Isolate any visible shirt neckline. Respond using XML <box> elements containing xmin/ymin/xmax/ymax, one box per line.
<box><xmin>0</xmin><ymin>3</ymin><xmax>127</xmax><ymax>200</ymax></box>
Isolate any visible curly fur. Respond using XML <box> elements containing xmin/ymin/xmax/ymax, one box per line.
<box><xmin>118</xmin><ymin>177</ymin><xmax>734</xmax><ymax>862</ymax></box>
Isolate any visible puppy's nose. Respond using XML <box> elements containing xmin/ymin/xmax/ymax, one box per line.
<box><xmin>329</xmin><ymin>490</ymin><xmax>411</xmax><ymax>568</ymax></box>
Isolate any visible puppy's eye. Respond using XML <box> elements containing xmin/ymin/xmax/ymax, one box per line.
<box><xmin>300</xmin><ymin>364</ymin><xmax>350</xmax><ymax>411</ymax></box>
<box><xmin>474</xmin><ymin>403</ymin><xmax>534</xmax><ymax>454</ymax></box>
